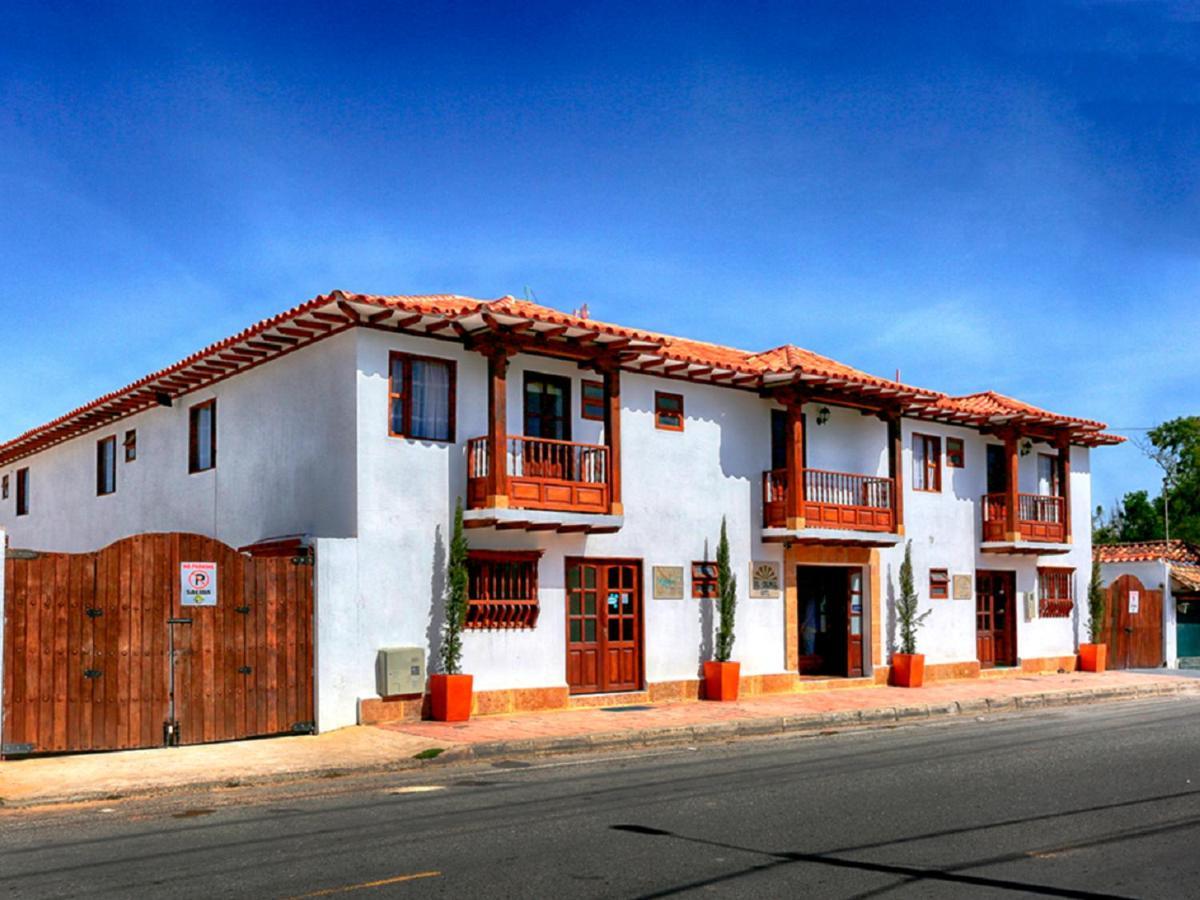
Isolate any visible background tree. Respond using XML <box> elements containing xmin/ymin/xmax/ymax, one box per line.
<box><xmin>896</xmin><ymin>541</ymin><xmax>930</xmax><ymax>655</ymax></box>
<box><xmin>715</xmin><ymin>517</ymin><xmax>737</xmax><ymax>662</ymax></box>
<box><xmin>440</xmin><ymin>499</ymin><xmax>469</xmax><ymax>675</ymax></box>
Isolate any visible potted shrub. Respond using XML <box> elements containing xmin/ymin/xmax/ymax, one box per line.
<box><xmin>703</xmin><ymin>517</ymin><xmax>741</xmax><ymax>701</ymax></box>
<box><xmin>430</xmin><ymin>499</ymin><xmax>473</xmax><ymax>721</ymax></box>
<box><xmin>891</xmin><ymin>541</ymin><xmax>931</xmax><ymax>687</ymax></box>
<box><xmin>1079</xmin><ymin>560</ymin><xmax>1108</xmax><ymax>673</ymax></box>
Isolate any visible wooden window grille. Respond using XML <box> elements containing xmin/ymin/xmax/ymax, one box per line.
<box><xmin>1038</xmin><ymin>568</ymin><xmax>1075</xmax><ymax>618</ymax></box>
<box><xmin>466</xmin><ymin>550</ymin><xmax>542</xmax><ymax>629</ymax></box>
<box><xmin>913</xmin><ymin>434</ymin><xmax>942</xmax><ymax>492</ymax></box>
<box><xmin>581</xmin><ymin>379</ymin><xmax>605</xmax><ymax>421</ymax></box>
<box><xmin>946</xmin><ymin>437</ymin><xmax>965</xmax><ymax>468</ymax></box>
<box><xmin>124</xmin><ymin>429</ymin><xmax>137</xmax><ymax>462</ymax></box>
<box><xmin>929</xmin><ymin>568</ymin><xmax>949</xmax><ymax>600</ymax></box>
<box><xmin>96</xmin><ymin>436</ymin><xmax>117</xmax><ymax>496</ymax></box>
<box><xmin>16</xmin><ymin>467</ymin><xmax>29</xmax><ymax>516</ymax></box>
<box><xmin>655</xmin><ymin>392</ymin><xmax>684</xmax><ymax>431</ymax></box>
<box><xmin>692</xmin><ymin>561</ymin><xmax>718</xmax><ymax>599</ymax></box>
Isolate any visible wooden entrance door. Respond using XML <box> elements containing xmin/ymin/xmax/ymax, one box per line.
<box><xmin>565</xmin><ymin>559</ymin><xmax>642</xmax><ymax>694</ymax></box>
<box><xmin>976</xmin><ymin>570</ymin><xmax>1016</xmax><ymax>668</ymax></box>
<box><xmin>796</xmin><ymin>566</ymin><xmax>861</xmax><ymax>677</ymax></box>
<box><xmin>1106</xmin><ymin>574</ymin><xmax>1163</xmax><ymax>669</ymax></box>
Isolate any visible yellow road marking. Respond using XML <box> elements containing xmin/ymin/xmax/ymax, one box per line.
<box><xmin>288</xmin><ymin>871</ymin><xmax>442</xmax><ymax>897</ymax></box>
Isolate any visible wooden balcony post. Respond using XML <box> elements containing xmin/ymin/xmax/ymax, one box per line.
<box><xmin>887</xmin><ymin>412</ymin><xmax>904</xmax><ymax>535</ymax></box>
<box><xmin>1004</xmin><ymin>432</ymin><xmax>1021</xmax><ymax>541</ymax></box>
<box><xmin>785</xmin><ymin>399</ymin><xmax>806</xmax><ymax>530</ymax></box>
<box><xmin>485</xmin><ymin>347</ymin><xmax>510</xmax><ymax>508</ymax></box>
<box><xmin>1056</xmin><ymin>433</ymin><xmax>1072</xmax><ymax>543</ymax></box>
<box><xmin>602</xmin><ymin>365</ymin><xmax>622</xmax><ymax>515</ymax></box>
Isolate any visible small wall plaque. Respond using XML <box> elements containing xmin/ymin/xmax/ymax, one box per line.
<box><xmin>952</xmin><ymin>574</ymin><xmax>972</xmax><ymax>600</ymax></box>
<box><xmin>652</xmin><ymin>566</ymin><xmax>684</xmax><ymax>599</ymax></box>
<box><xmin>749</xmin><ymin>561</ymin><xmax>781</xmax><ymax>598</ymax></box>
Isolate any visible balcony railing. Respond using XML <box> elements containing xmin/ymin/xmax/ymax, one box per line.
<box><xmin>763</xmin><ymin>468</ymin><xmax>896</xmax><ymax>532</ymax></box>
<box><xmin>982</xmin><ymin>492</ymin><xmax>1066</xmax><ymax>543</ymax></box>
<box><xmin>468</xmin><ymin>435</ymin><xmax>611</xmax><ymax>514</ymax></box>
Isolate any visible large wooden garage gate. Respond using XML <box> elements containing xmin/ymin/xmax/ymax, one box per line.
<box><xmin>2</xmin><ymin>533</ymin><xmax>313</xmax><ymax>756</ymax></box>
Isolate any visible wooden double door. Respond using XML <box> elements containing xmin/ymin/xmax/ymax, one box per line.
<box><xmin>795</xmin><ymin>565</ymin><xmax>864</xmax><ymax>677</ymax></box>
<box><xmin>976</xmin><ymin>570</ymin><xmax>1016</xmax><ymax>668</ymax></box>
<box><xmin>565</xmin><ymin>559</ymin><xmax>643</xmax><ymax>694</ymax></box>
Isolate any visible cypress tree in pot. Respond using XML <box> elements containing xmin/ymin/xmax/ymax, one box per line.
<box><xmin>703</xmin><ymin>517</ymin><xmax>742</xmax><ymax>701</ymax></box>
<box><xmin>430</xmin><ymin>499</ymin><xmax>474</xmax><ymax>721</ymax></box>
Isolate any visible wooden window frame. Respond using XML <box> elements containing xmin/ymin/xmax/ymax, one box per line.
<box><xmin>946</xmin><ymin>437</ymin><xmax>965</xmax><ymax>469</ymax></box>
<box><xmin>913</xmin><ymin>433</ymin><xmax>942</xmax><ymax>492</ymax></box>
<box><xmin>1038</xmin><ymin>452</ymin><xmax>1060</xmax><ymax>497</ymax></box>
<box><xmin>929</xmin><ymin>568</ymin><xmax>949</xmax><ymax>600</ymax></box>
<box><xmin>692</xmin><ymin>561</ymin><xmax>718</xmax><ymax>599</ymax></box>
<box><xmin>581</xmin><ymin>379</ymin><xmax>605</xmax><ymax>422</ymax></box>
<box><xmin>466</xmin><ymin>550</ymin><xmax>542</xmax><ymax>630</ymax></box>
<box><xmin>189</xmin><ymin>399</ymin><xmax>217</xmax><ymax>474</ymax></box>
<box><xmin>124</xmin><ymin>429</ymin><xmax>137</xmax><ymax>463</ymax></box>
<box><xmin>1</xmin><ymin>474</ymin><xmax>7</xmax><ymax>501</ymax></box>
<box><xmin>523</xmin><ymin>371</ymin><xmax>572</xmax><ymax>441</ymax></box>
<box><xmin>388</xmin><ymin>351</ymin><xmax>457</xmax><ymax>443</ymax></box>
<box><xmin>15</xmin><ymin>467</ymin><xmax>29</xmax><ymax>516</ymax></box>
<box><xmin>96</xmin><ymin>436</ymin><xmax>117</xmax><ymax>497</ymax></box>
<box><xmin>1038</xmin><ymin>567</ymin><xmax>1075</xmax><ymax>618</ymax></box>
<box><xmin>655</xmin><ymin>391</ymin><xmax>685</xmax><ymax>432</ymax></box>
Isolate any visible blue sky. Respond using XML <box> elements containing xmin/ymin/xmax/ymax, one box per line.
<box><xmin>2</xmin><ymin>1</ymin><xmax>1197</xmax><ymax>510</ymax></box>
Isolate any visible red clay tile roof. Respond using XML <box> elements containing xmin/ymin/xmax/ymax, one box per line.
<box><xmin>1171</xmin><ymin>565</ymin><xmax>1200</xmax><ymax>592</ymax></box>
<box><xmin>1094</xmin><ymin>541</ymin><xmax>1200</xmax><ymax>564</ymax></box>
<box><xmin>0</xmin><ymin>289</ymin><xmax>1121</xmax><ymax>467</ymax></box>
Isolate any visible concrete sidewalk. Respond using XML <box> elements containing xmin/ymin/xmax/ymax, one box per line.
<box><xmin>2</xmin><ymin>670</ymin><xmax>1196</xmax><ymax>808</ymax></box>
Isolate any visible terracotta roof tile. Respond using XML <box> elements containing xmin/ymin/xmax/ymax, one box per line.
<box><xmin>1094</xmin><ymin>541</ymin><xmax>1200</xmax><ymax>564</ymax></box>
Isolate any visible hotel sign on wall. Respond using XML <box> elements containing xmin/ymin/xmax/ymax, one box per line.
<box><xmin>180</xmin><ymin>561</ymin><xmax>218</xmax><ymax>607</ymax></box>
<box><xmin>750</xmin><ymin>561</ymin><xmax>781</xmax><ymax>598</ymax></box>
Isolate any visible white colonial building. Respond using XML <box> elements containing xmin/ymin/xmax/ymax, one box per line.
<box><xmin>0</xmin><ymin>291</ymin><xmax>1119</xmax><ymax>744</ymax></box>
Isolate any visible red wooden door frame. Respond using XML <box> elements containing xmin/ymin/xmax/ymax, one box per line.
<box><xmin>564</xmin><ymin>557</ymin><xmax>644</xmax><ymax>695</ymax></box>
<box><xmin>976</xmin><ymin>569</ymin><xmax>1017</xmax><ymax>668</ymax></box>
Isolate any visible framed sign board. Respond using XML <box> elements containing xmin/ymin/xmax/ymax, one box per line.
<box><xmin>749</xmin><ymin>561</ymin><xmax>781</xmax><ymax>598</ymax></box>
<box><xmin>652</xmin><ymin>566</ymin><xmax>684</xmax><ymax>599</ymax></box>
<box><xmin>952</xmin><ymin>575</ymin><xmax>972</xmax><ymax>600</ymax></box>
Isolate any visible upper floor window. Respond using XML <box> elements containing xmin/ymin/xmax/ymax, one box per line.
<box><xmin>389</xmin><ymin>352</ymin><xmax>456</xmax><ymax>442</ymax></box>
<box><xmin>97</xmin><ymin>436</ymin><xmax>117</xmax><ymax>496</ymax></box>
<box><xmin>655</xmin><ymin>392</ymin><xmax>684</xmax><ymax>431</ymax></box>
<box><xmin>912</xmin><ymin>434</ymin><xmax>941</xmax><ymax>492</ymax></box>
<box><xmin>1</xmin><ymin>474</ymin><xmax>7</xmax><ymax>500</ymax></box>
<box><xmin>189</xmin><ymin>400</ymin><xmax>217</xmax><ymax>473</ymax></box>
<box><xmin>1038</xmin><ymin>453</ymin><xmax>1059</xmax><ymax>497</ymax></box>
<box><xmin>524</xmin><ymin>372</ymin><xmax>570</xmax><ymax>440</ymax></box>
<box><xmin>124</xmin><ymin>429</ymin><xmax>137</xmax><ymax>462</ymax></box>
<box><xmin>946</xmin><ymin>437</ymin><xmax>965</xmax><ymax>469</ymax></box>
<box><xmin>16</xmin><ymin>467</ymin><xmax>29</xmax><ymax>516</ymax></box>
<box><xmin>581</xmin><ymin>379</ymin><xmax>605</xmax><ymax>422</ymax></box>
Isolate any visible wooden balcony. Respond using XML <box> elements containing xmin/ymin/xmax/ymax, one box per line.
<box><xmin>468</xmin><ymin>435</ymin><xmax>612</xmax><ymax>516</ymax></box>
<box><xmin>763</xmin><ymin>468</ymin><xmax>897</xmax><ymax>534</ymax></box>
<box><xmin>982</xmin><ymin>493</ymin><xmax>1067</xmax><ymax>544</ymax></box>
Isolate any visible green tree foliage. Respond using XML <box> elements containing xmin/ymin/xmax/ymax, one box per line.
<box><xmin>715</xmin><ymin>517</ymin><xmax>738</xmax><ymax>662</ymax></box>
<box><xmin>440</xmin><ymin>499</ymin><xmax>469</xmax><ymax>675</ymax></box>
<box><xmin>896</xmin><ymin>541</ymin><xmax>930</xmax><ymax>655</ymax></box>
<box><xmin>1094</xmin><ymin>416</ymin><xmax>1200</xmax><ymax>545</ymax></box>
<box><xmin>1087</xmin><ymin>559</ymin><xmax>1106</xmax><ymax>644</ymax></box>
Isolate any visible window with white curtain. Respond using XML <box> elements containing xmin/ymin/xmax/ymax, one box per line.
<box><xmin>389</xmin><ymin>351</ymin><xmax>456</xmax><ymax>442</ymax></box>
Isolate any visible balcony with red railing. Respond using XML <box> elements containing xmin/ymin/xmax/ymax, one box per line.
<box><xmin>982</xmin><ymin>493</ymin><xmax>1067</xmax><ymax>544</ymax></box>
<box><xmin>467</xmin><ymin>435</ymin><xmax>612</xmax><ymax>515</ymax></box>
<box><xmin>763</xmin><ymin>468</ymin><xmax>897</xmax><ymax>533</ymax></box>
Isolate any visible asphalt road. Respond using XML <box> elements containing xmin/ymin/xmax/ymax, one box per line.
<box><xmin>3</xmin><ymin>697</ymin><xmax>1200</xmax><ymax>899</ymax></box>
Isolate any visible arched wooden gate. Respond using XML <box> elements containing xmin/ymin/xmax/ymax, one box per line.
<box><xmin>1106</xmin><ymin>574</ymin><xmax>1164</xmax><ymax>670</ymax></box>
<box><xmin>2</xmin><ymin>533</ymin><xmax>313</xmax><ymax>756</ymax></box>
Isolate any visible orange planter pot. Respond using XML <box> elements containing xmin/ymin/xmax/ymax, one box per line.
<box><xmin>890</xmin><ymin>653</ymin><xmax>925</xmax><ymax>688</ymax></box>
<box><xmin>1079</xmin><ymin>643</ymin><xmax>1107</xmax><ymax>673</ymax></box>
<box><xmin>703</xmin><ymin>660</ymin><xmax>741</xmax><ymax>701</ymax></box>
<box><xmin>429</xmin><ymin>674</ymin><xmax>473</xmax><ymax>722</ymax></box>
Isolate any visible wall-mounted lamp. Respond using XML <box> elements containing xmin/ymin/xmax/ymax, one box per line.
<box><xmin>816</xmin><ymin>406</ymin><xmax>831</xmax><ymax>426</ymax></box>
<box><xmin>1019</xmin><ymin>439</ymin><xmax>1033</xmax><ymax>457</ymax></box>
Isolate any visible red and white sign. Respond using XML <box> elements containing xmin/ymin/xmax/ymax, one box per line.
<box><xmin>181</xmin><ymin>562</ymin><xmax>218</xmax><ymax>607</ymax></box>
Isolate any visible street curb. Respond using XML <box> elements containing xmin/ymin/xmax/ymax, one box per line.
<box><xmin>4</xmin><ymin>680</ymin><xmax>1198</xmax><ymax>809</ymax></box>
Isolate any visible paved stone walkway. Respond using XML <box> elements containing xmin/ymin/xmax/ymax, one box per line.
<box><xmin>2</xmin><ymin>670</ymin><xmax>1194</xmax><ymax>808</ymax></box>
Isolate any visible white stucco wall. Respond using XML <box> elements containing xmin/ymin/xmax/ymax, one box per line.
<box><xmin>0</xmin><ymin>333</ymin><xmax>359</xmax><ymax>553</ymax></box>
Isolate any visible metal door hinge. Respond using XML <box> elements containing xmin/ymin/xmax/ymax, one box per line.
<box><xmin>2</xmin><ymin>742</ymin><xmax>35</xmax><ymax>756</ymax></box>
<box><xmin>291</xmin><ymin>554</ymin><xmax>313</xmax><ymax>567</ymax></box>
<box><xmin>291</xmin><ymin>721</ymin><xmax>316</xmax><ymax>734</ymax></box>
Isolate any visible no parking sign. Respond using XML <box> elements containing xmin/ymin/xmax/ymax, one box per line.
<box><xmin>181</xmin><ymin>562</ymin><xmax>218</xmax><ymax>607</ymax></box>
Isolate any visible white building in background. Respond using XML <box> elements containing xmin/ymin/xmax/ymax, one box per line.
<box><xmin>0</xmin><ymin>291</ymin><xmax>1121</xmax><ymax>731</ymax></box>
